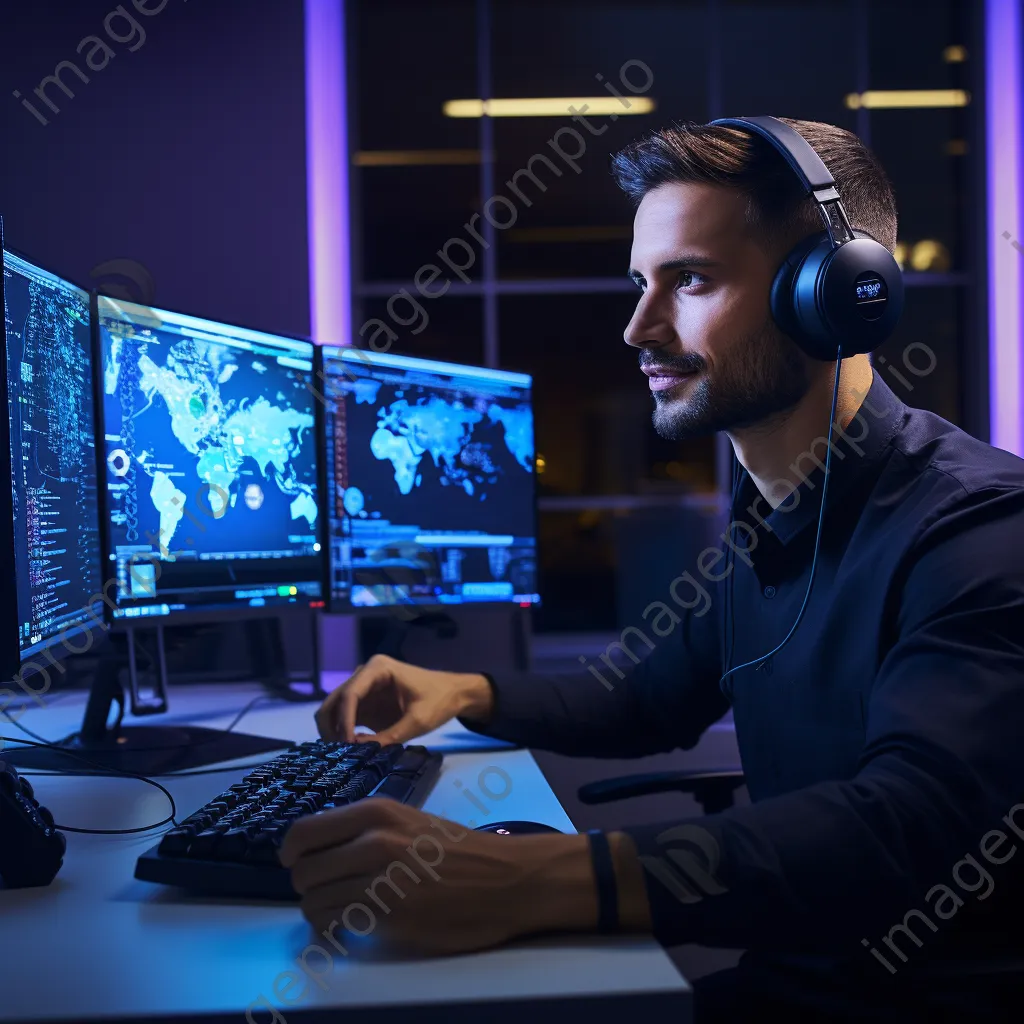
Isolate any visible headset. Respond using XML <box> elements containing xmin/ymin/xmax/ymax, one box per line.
<box><xmin>711</xmin><ymin>115</ymin><xmax>904</xmax><ymax>359</ymax></box>
<box><xmin>707</xmin><ymin>116</ymin><xmax>904</xmax><ymax>686</ymax></box>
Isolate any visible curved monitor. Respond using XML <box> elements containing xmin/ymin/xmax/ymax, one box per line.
<box><xmin>1</xmin><ymin>244</ymin><xmax>104</xmax><ymax>687</ymax></box>
<box><xmin>96</xmin><ymin>297</ymin><xmax>323</xmax><ymax>623</ymax></box>
<box><xmin>319</xmin><ymin>346</ymin><xmax>539</xmax><ymax>611</ymax></box>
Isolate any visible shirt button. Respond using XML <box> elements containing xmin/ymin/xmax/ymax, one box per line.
<box><xmin>763</xmin><ymin>585</ymin><xmax>777</xmax><ymax>599</ymax></box>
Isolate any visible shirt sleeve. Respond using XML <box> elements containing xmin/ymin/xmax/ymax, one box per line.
<box><xmin>459</xmin><ymin>590</ymin><xmax>729</xmax><ymax>758</ymax></box>
<box><xmin>619</xmin><ymin>489</ymin><xmax>1024</xmax><ymax>950</ymax></box>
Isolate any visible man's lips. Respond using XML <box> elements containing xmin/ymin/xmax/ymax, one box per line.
<box><xmin>642</xmin><ymin>367</ymin><xmax>699</xmax><ymax>392</ymax></box>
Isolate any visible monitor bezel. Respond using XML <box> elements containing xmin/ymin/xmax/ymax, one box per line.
<box><xmin>0</xmin><ymin>218</ymin><xmax>18</xmax><ymax>684</ymax></box>
<box><xmin>317</xmin><ymin>343</ymin><xmax>541</xmax><ymax>617</ymax></box>
<box><xmin>91</xmin><ymin>292</ymin><xmax>328</xmax><ymax>630</ymax></box>
<box><xmin>1</xmin><ymin>234</ymin><xmax>108</xmax><ymax>687</ymax></box>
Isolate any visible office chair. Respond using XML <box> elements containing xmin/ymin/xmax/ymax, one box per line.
<box><xmin>578</xmin><ymin>766</ymin><xmax>745</xmax><ymax>815</ymax></box>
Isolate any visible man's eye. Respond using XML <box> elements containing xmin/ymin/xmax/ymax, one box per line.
<box><xmin>677</xmin><ymin>271</ymin><xmax>707</xmax><ymax>289</ymax></box>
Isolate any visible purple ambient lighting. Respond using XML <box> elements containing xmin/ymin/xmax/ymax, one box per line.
<box><xmin>305</xmin><ymin>0</ymin><xmax>351</xmax><ymax>346</ymax></box>
<box><xmin>987</xmin><ymin>0</ymin><xmax>1023</xmax><ymax>454</ymax></box>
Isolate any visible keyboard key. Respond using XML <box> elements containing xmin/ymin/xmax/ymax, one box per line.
<box><xmin>214</xmin><ymin>828</ymin><xmax>254</xmax><ymax>862</ymax></box>
<box><xmin>158</xmin><ymin>828</ymin><xmax>193</xmax><ymax>856</ymax></box>
<box><xmin>374</xmin><ymin>775</ymin><xmax>414</xmax><ymax>803</ymax></box>
<box><xmin>187</xmin><ymin>829</ymin><xmax>222</xmax><ymax>859</ymax></box>
<box><xmin>361</xmin><ymin>759</ymin><xmax>390</xmax><ymax>782</ymax></box>
<box><xmin>391</xmin><ymin>748</ymin><xmax>430</xmax><ymax>777</ymax></box>
<box><xmin>245</xmin><ymin>830</ymin><xmax>284</xmax><ymax>865</ymax></box>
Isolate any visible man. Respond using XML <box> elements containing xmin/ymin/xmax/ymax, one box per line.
<box><xmin>281</xmin><ymin>119</ymin><xmax>1024</xmax><ymax>1021</ymax></box>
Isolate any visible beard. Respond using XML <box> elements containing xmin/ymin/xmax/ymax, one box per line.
<box><xmin>645</xmin><ymin>317</ymin><xmax>812</xmax><ymax>440</ymax></box>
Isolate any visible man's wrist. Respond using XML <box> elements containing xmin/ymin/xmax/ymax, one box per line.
<box><xmin>458</xmin><ymin>672</ymin><xmax>496</xmax><ymax>723</ymax></box>
<box><xmin>608</xmin><ymin>830</ymin><xmax>653</xmax><ymax>931</ymax></box>
<box><xmin>509</xmin><ymin>831</ymin><xmax>652</xmax><ymax>937</ymax></box>
<box><xmin>512</xmin><ymin>834</ymin><xmax>597</xmax><ymax>934</ymax></box>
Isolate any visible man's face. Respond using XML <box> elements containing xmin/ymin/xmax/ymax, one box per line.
<box><xmin>624</xmin><ymin>181</ymin><xmax>811</xmax><ymax>439</ymax></box>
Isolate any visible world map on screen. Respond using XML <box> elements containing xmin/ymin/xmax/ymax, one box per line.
<box><xmin>348</xmin><ymin>378</ymin><xmax>533</xmax><ymax>500</ymax></box>
<box><xmin>102</xmin><ymin>331</ymin><xmax>317</xmax><ymax>558</ymax></box>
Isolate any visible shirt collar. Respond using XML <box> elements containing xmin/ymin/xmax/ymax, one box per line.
<box><xmin>732</xmin><ymin>368</ymin><xmax>907</xmax><ymax>547</ymax></box>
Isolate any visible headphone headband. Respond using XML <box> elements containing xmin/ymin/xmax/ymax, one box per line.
<box><xmin>710</xmin><ymin>115</ymin><xmax>837</xmax><ymax>200</ymax></box>
<box><xmin>707</xmin><ymin>114</ymin><xmax>903</xmax><ymax>359</ymax></box>
<box><xmin>710</xmin><ymin>115</ymin><xmax>854</xmax><ymax>246</ymax></box>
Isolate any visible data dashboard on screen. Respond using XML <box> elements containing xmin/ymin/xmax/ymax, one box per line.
<box><xmin>97</xmin><ymin>297</ymin><xmax>322</xmax><ymax>621</ymax></box>
<box><xmin>321</xmin><ymin>346</ymin><xmax>539</xmax><ymax>610</ymax></box>
<box><xmin>3</xmin><ymin>249</ymin><xmax>102</xmax><ymax>663</ymax></box>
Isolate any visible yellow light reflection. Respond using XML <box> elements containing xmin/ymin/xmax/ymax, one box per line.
<box><xmin>844</xmin><ymin>89</ymin><xmax>970</xmax><ymax>109</ymax></box>
<box><xmin>443</xmin><ymin>97</ymin><xmax>655</xmax><ymax>118</ymax></box>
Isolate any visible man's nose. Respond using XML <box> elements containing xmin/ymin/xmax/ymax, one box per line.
<box><xmin>624</xmin><ymin>292</ymin><xmax>675</xmax><ymax>350</ymax></box>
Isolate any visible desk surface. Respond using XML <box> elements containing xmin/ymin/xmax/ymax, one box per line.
<box><xmin>0</xmin><ymin>685</ymin><xmax>691</xmax><ymax>1024</ymax></box>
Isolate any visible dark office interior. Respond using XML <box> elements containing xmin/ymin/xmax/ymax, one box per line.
<box><xmin>2</xmin><ymin>1</ymin><xmax>1023</xmax><ymax>1021</ymax></box>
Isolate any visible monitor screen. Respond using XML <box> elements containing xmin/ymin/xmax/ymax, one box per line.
<box><xmin>321</xmin><ymin>346</ymin><xmax>539</xmax><ymax>609</ymax></box>
<box><xmin>96</xmin><ymin>297</ymin><xmax>322</xmax><ymax>621</ymax></box>
<box><xmin>2</xmin><ymin>249</ymin><xmax>103</xmax><ymax>667</ymax></box>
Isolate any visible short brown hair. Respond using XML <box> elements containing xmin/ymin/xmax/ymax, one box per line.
<box><xmin>610</xmin><ymin>117</ymin><xmax>898</xmax><ymax>255</ymax></box>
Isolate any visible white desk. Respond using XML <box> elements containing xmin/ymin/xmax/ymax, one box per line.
<box><xmin>0</xmin><ymin>685</ymin><xmax>691</xmax><ymax>1023</ymax></box>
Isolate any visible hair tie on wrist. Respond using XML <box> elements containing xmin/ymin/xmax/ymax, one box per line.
<box><xmin>587</xmin><ymin>829</ymin><xmax>619</xmax><ymax>933</ymax></box>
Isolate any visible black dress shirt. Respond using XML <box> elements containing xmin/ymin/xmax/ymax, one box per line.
<box><xmin>462</xmin><ymin>368</ymin><xmax>1024</xmax><ymax>986</ymax></box>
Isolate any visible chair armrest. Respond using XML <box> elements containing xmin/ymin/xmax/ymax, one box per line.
<box><xmin>578</xmin><ymin>769</ymin><xmax>745</xmax><ymax>814</ymax></box>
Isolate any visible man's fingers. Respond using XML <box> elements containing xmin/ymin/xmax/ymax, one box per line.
<box><xmin>371</xmin><ymin>725</ymin><xmax>417</xmax><ymax>745</ymax></box>
<box><xmin>339</xmin><ymin>687</ymin><xmax>363</xmax><ymax>744</ymax></box>
<box><xmin>315</xmin><ymin>663</ymin><xmax>368</xmax><ymax>740</ymax></box>
<box><xmin>362</xmin><ymin>712</ymin><xmax>427</xmax><ymax>746</ymax></box>
<box><xmin>314</xmin><ymin>663</ymin><xmax>358</xmax><ymax>739</ymax></box>
<box><xmin>280</xmin><ymin>798</ymin><xmax>406</xmax><ymax>866</ymax></box>
<box><xmin>315</xmin><ymin>704</ymin><xmax>337</xmax><ymax>741</ymax></box>
<box><xmin>314</xmin><ymin>656</ymin><xmax>432</xmax><ymax>745</ymax></box>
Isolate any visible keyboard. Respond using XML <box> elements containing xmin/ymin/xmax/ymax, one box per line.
<box><xmin>135</xmin><ymin>739</ymin><xmax>442</xmax><ymax>899</ymax></box>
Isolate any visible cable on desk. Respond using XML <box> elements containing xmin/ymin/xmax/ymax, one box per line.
<box><xmin>197</xmin><ymin>692</ymin><xmax>270</xmax><ymax>741</ymax></box>
<box><xmin>0</xmin><ymin>693</ymin><xmax>300</xmax><ymax>831</ymax></box>
<box><xmin>0</xmin><ymin>690</ymin><xmax>275</xmax><ymax>765</ymax></box>
<box><xmin>0</xmin><ymin>710</ymin><xmax>54</xmax><ymax>748</ymax></box>
<box><xmin>0</xmin><ymin>734</ymin><xmax>178</xmax><ymax>835</ymax></box>
<box><xmin>1</xmin><ymin>693</ymin><xmax>288</xmax><ymax>783</ymax></box>
<box><xmin>155</xmin><ymin>756</ymin><xmax>283</xmax><ymax>777</ymax></box>
<box><xmin>258</xmin><ymin>684</ymin><xmax>324</xmax><ymax>704</ymax></box>
<box><xmin>16</xmin><ymin>759</ymin><xmax>280</xmax><ymax>780</ymax></box>
<box><xmin>3</xmin><ymin>690</ymin><xmax>77</xmax><ymax>716</ymax></box>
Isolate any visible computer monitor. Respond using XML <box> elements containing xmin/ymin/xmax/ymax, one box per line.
<box><xmin>319</xmin><ymin>346</ymin><xmax>539</xmax><ymax>611</ymax></box>
<box><xmin>96</xmin><ymin>297</ymin><xmax>323</xmax><ymax>624</ymax></box>
<box><xmin>1</xmin><ymin>242</ymin><xmax>104</xmax><ymax>686</ymax></box>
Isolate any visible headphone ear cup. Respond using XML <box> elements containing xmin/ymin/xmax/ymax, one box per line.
<box><xmin>818</xmin><ymin>236</ymin><xmax>904</xmax><ymax>356</ymax></box>
<box><xmin>770</xmin><ymin>233</ymin><xmax>829</xmax><ymax>356</ymax></box>
<box><xmin>771</xmin><ymin>232</ymin><xmax>904</xmax><ymax>360</ymax></box>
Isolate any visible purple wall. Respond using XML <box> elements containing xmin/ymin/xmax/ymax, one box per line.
<box><xmin>0</xmin><ymin>0</ymin><xmax>310</xmax><ymax>338</ymax></box>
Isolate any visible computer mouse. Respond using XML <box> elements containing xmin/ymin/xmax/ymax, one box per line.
<box><xmin>473</xmin><ymin>820</ymin><xmax>564</xmax><ymax>835</ymax></box>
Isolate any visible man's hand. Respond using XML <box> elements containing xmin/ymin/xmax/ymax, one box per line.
<box><xmin>314</xmin><ymin>654</ymin><xmax>495</xmax><ymax>744</ymax></box>
<box><xmin>279</xmin><ymin>797</ymin><xmax>600</xmax><ymax>956</ymax></box>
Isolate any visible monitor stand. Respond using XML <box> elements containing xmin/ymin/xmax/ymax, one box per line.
<box><xmin>358</xmin><ymin>606</ymin><xmax>531</xmax><ymax>671</ymax></box>
<box><xmin>2</xmin><ymin>625</ymin><xmax>307</xmax><ymax>775</ymax></box>
<box><xmin>360</xmin><ymin>610</ymin><xmax>460</xmax><ymax>662</ymax></box>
